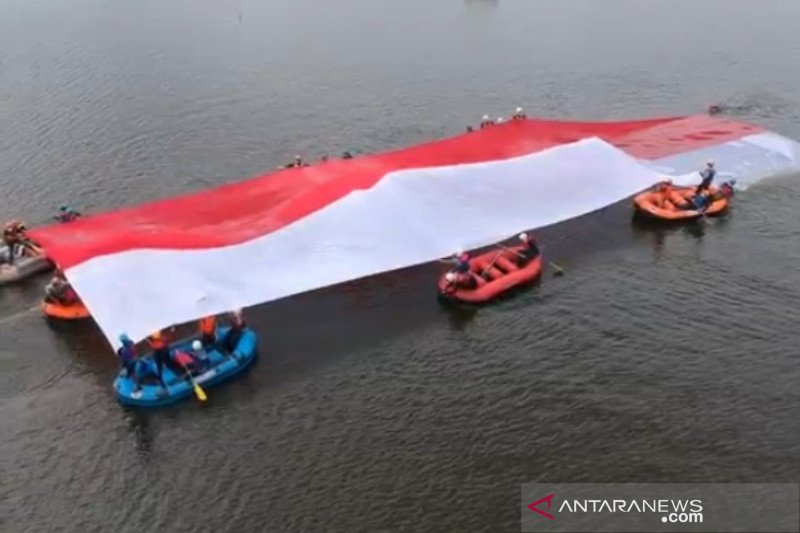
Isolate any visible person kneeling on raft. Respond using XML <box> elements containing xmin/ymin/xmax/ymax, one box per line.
<box><xmin>117</xmin><ymin>333</ymin><xmax>166</xmax><ymax>393</ymax></box>
<box><xmin>44</xmin><ymin>271</ymin><xmax>79</xmax><ymax>305</ymax></box>
<box><xmin>173</xmin><ymin>340</ymin><xmax>211</xmax><ymax>377</ymax></box>
<box><xmin>516</xmin><ymin>233</ymin><xmax>539</xmax><ymax>265</ymax></box>
<box><xmin>444</xmin><ymin>249</ymin><xmax>477</xmax><ymax>289</ymax></box>
<box><xmin>147</xmin><ymin>330</ymin><xmax>179</xmax><ymax>392</ymax></box>
<box><xmin>198</xmin><ymin>315</ymin><xmax>217</xmax><ymax>348</ymax></box>
<box><xmin>220</xmin><ymin>310</ymin><xmax>246</xmax><ymax>355</ymax></box>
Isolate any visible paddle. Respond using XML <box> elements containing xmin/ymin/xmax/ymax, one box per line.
<box><xmin>178</xmin><ymin>359</ymin><xmax>207</xmax><ymax>402</ymax></box>
<box><xmin>499</xmin><ymin>243</ymin><xmax>564</xmax><ymax>276</ymax></box>
<box><xmin>480</xmin><ymin>249</ymin><xmax>505</xmax><ymax>278</ymax></box>
<box><xmin>549</xmin><ymin>262</ymin><xmax>565</xmax><ymax>276</ymax></box>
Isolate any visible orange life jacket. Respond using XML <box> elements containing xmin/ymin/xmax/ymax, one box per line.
<box><xmin>149</xmin><ymin>336</ymin><xmax>167</xmax><ymax>350</ymax></box>
<box><xmin>199</xmin><ymin>316</ymin><xmax>216</xmax><ymax>335</ymax></box>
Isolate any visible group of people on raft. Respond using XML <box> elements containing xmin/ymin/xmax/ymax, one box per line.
<box><xmin>1</xmin><ymin>220</ymin><xmax>34</xmax><ymax>266</ymax></box>
<box><xmin>115</xmin><ymin>310</ymin><xmax>247</xmax><ymax>395</ymax></box>
<box><xmin>281</xmin><ymin>150</ymin><xmax>354</xmax><ymax>169</ymax></box>
<box><xmin>286</xmin><ymin>107</ymin><xmax>529</xmax><ymax>161</ymax></box>
<box><xmin>443</xmin><ymin>231</ymin><xmax>540</xmax><ymax>290</ymax></box>
<box><xmin>465</xmin><ymin>107</ymin><xmax>527</xmax><ymax>132</ymax></box>
<box><xmin>654</xmin><ymin>160</ymin><xmax>735</xmax><ymax>212</ymax></box>
<box><xmin>441</xmin><ymin>159</ymin><xmax>734</xmax><ymax>290</ymax></box>
<box><xmin>1</xmin><ymin>206</ymin><xmax>81</xmax><ymax>268</ymax></box>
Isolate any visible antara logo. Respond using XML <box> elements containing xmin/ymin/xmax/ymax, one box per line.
<box><xmin>528</xmin><ymin>493</ymin><xmax>556</xmax><ymax>520</ymax></box>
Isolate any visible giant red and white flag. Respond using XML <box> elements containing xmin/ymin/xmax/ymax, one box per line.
<box><xmin>29</xmin><ymin>116</ymin><xmax>800</xmax><ymax>347</ymax></box>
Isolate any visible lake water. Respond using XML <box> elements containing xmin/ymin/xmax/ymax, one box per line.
<box><xmin>2</xmin><ymin>0</ymin><xmax>800</xmax><ymax>530</ymax></box>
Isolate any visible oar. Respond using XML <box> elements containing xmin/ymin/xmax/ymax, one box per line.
<box><xmin>500</xmin><ymin>243</ymin><xmax>563</xmax><ymax>276</ymax></box>
<box><xmin>480</xmin><ymin>250</ymin><xmax>505</xmax><ymax>278</ymax></box>
<box><xmin>499</xmin><ymin>244</ymin><xmax>526</xmax><ymax>259</ymax></box>
<box><xmin>178</xmin><ymin>360</ymin><xmax>207</xmax><ymax>402</ymax></box>
<box><xmin>549</xmin><ymin>262</ymin><xmax>565</xmax><ymax>276</ymax></box>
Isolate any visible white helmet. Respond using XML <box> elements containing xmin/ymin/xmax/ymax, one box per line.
<box><xmin>706</xmin><ymin>160</ymin><xmax>715</xmax><ymax>167</ymax></box>
<box><xmin>518</xmin><ymin>232</ymin><xmax>528</xmax><ymax>241</ymax></box>
<box><xmin>496</xmin><ymin>117</ymin><xmax>504</xmax><ymax>123</ymax></box>
<box><xmin>482</xmin><ymin>114</ymin><xmax>489</xmax><ymax>121</ymax></box>
<box><xmin>192</xmin><ymin>340</ymin><xmax>202</xmax><ymax>351</ymax></box>
<box><xmin>445</xmin><ymin>272</ymin><xmax>457</xmax><ymax>282</ymax></box>
<box><xmin>516</xmin><ymin>107</ymin><xmax>523</xmax><ymax>114</ymax></box>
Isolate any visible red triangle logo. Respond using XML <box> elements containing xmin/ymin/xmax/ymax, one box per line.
<box><xmin>528</xmin><ymin>493</ymin><xmax>555</xmax><ymax>520</ymax></box>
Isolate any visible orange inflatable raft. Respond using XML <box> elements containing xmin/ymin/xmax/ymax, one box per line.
<box><xmin>438</xmin><ymin>245</ymin><xmax>542</xmax><ymax>303</ymax></box>
<box><xmin>41</xmin><ymin>300</ymin><xmax>91</xmax><ymax>320</ymax></box>
<box><xmin>633</xmin><ymin>185</ymin><xmax>728</xmax><ymax>221</ymax></box>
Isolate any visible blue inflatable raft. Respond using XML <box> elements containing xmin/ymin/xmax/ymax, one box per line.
<box><xmin>113</xmin><ymin>327</ymin><xmax>258</xmax><ymax>408</ymax></box>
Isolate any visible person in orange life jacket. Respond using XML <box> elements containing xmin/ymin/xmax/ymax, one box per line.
<box><xmin>147</xmin><ymin>331</ymin><xmax>171</xmax><ymax>390</ymax></box>
<box><xmin>198</xmin><ymin>315</ymin><xmax>217</xmax><ymax>348</ymax></box>
<box><xmin>220</xmin><ymin>309</ymin><xmax>246</xmax><ymax>355</ymax></box>
<box><xmin>516</xmin><ymin>233</ymin><xmax>540</xmax><ymax>265</ymax></box>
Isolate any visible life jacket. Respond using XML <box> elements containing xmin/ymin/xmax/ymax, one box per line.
<box><xmin>149</xmin><ymin>335</ymin><xmax>167</xmax><ymax>350</ymax></box>
<box><xmin>199</xmin><ymin>316</ymin><xmax>216</xmax><ymax>335</ymax></box>
<box><xmin>174</xmin><ymin>351</ymin><xmax>194</xmax><ymax>367</ymax></box>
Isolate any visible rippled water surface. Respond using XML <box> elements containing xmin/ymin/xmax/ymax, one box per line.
<box><xmin>2</xmin><ymin>0</ymin><xmax>800</xmax><ymax>530</ymax></box>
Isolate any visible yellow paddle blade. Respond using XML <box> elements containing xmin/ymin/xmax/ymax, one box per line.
<box><xmin>194</xmin><ymin>383</ymin><xmax>207</xmax><ymax>402</ymax></box>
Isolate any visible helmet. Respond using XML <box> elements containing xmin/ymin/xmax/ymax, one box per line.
<box><xmin>518</xmin><ymin>232</ymin><xmax>529</xmax><ymax>242</ymax></box>
<box><xmin>445</xmin><ymin>272</ymin><xmax>457</xmax><ymax>283</ymax></box>
<box><xmin>482</xmin><ymin>115</ymin><xmax>489</xmax><ymax>121</ymax></box>
<box><xmin>119</xmin><ymin>333</ymin><xmax>131</xmax><ymax>344</ymax></box>
<box><xmin>150</xmin><ymin>331</ymin><xmax>162</xmax><ymax>340</ymax></box>
<box><xmin>706</xmin><ymin>160</ymin><xmax>715</xmax><ymax>167</ymax></box>
<box><xmin>496</xmin><ymin>117</ymin><xmax>504</xmax><ymax>123</ymax></box>
<box><xmin>516</xmin><ymin>107</ymin><xmax>523</xmax><ymax>114</ymax></box>
<box><xmin>59</xmin><ymin>205</ymin><xmax>67</xmax><ymax>211</ymax></box>
<box><xmin>192</xmin><ymin>340</ymin><xmax>202</xmax><ymax>351</ymax></box>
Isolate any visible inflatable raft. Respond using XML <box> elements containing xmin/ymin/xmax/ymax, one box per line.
<box><xmin>633</xmin><ymin>185</ymin><xmax>728</xmax><ymax>221</ymax></box>
<box><xmin>114</xmin><ymin>327</ymin><xmax>258</xmax><ymax>408</ymax></box>
<box><xmin>438</xmin><ymin>245</ymin><xmax>543</xmax><ymax>303</ymax></box>
<box><xmin>0</xmin><ymin>245</ymin><xmax>52</xmax><ymax>285</ymax></box>
<box><xmin>41</xmin><ymin>300</ymin><xmax>91</xmax><ymax>320</ymax></box>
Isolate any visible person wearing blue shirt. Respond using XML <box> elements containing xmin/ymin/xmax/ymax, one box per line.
<box><xmin>695</xmin><ymin>160</ymin><xmax>716</xmax><ymax>193</ymax></box>
<box><xmin>117</xmin><ymin>334</ymin><xmax>137</xmax><ymax>376</ymax></box>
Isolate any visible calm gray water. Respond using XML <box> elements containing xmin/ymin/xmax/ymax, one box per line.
<box><xmin>2</xmin><ymin>0</ymin><xmax>800</xmax><ymax>530</ymax></box>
